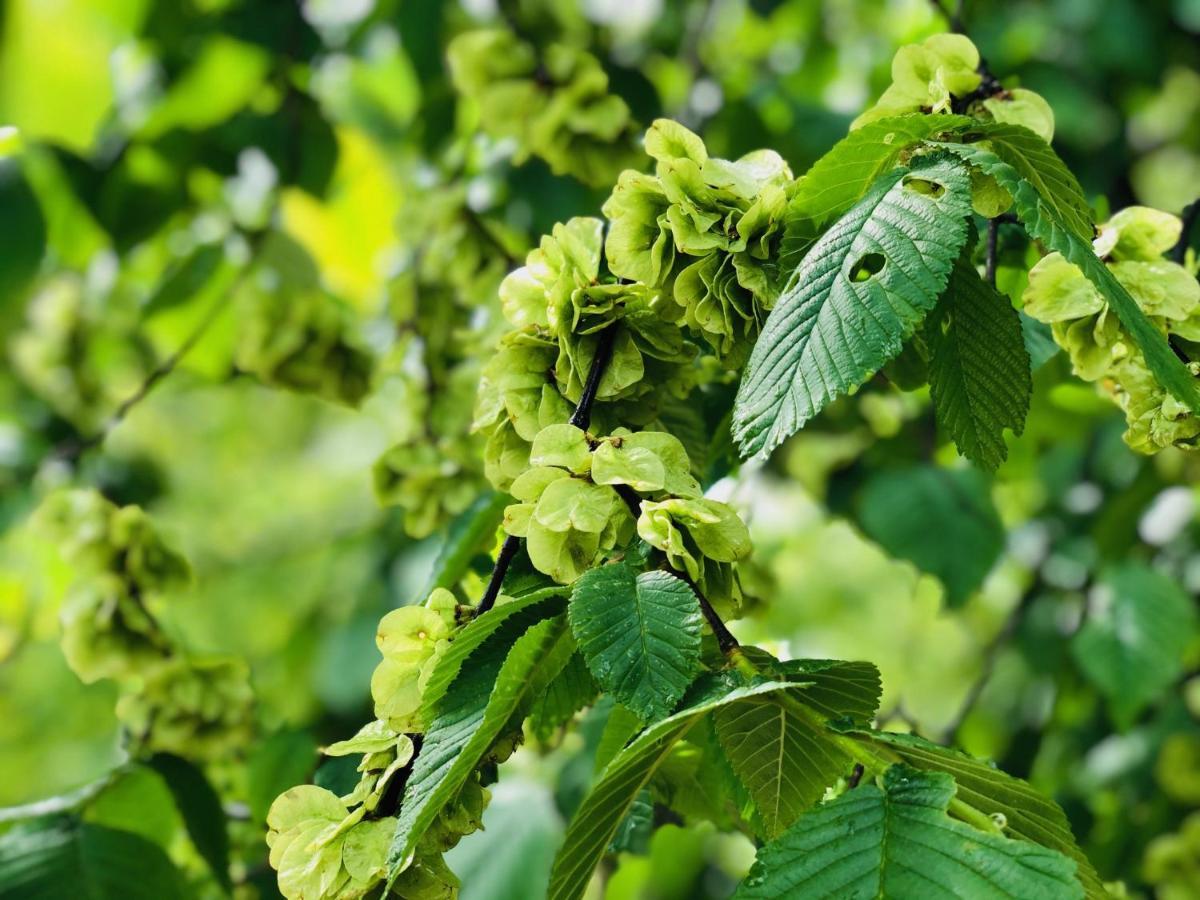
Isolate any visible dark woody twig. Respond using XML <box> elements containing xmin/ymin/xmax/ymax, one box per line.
<box><xmin>940</xmin><ymin>585</ymin><xmax>1038</xmax><ymax>745</ymax></box>
<box><xmin>476</xmin><ymin>325</ymin><xmax>740</xmax><ymax>654</ymax></box>
<box><xmin>477</xmin><ymin>326</ymin><xmax>618</xmax><ymax>614</ymax></box>
<box><xmin>611</xmin><ymin>483</ymin><xmax>740</xmax><ymax>654</ymax></box>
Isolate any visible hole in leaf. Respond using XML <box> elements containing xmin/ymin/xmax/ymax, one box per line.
<box><xmin>849</xmin><ymin>252</ymin><xmax>886</xmax><ymax>282</ymax></box>
<box><xmin>902</xmin><ymin>176</ymin><xmax>946</xmax><ymax>198</ymax></box>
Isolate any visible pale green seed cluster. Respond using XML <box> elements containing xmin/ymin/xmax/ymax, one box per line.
<box><xmin>371</xmin><ymin>184</ymin><xmax>515</xmax><ymax>538</ymax></box>
<box><xmin>475</xmin><ymin>215</ymin><xmax>700</xmax><ymax>492</ymax></box>
<box><xmin>475</xmin><ymin>121</ymin><xmax>801</xmax><ymax>496</ymax></box>
<box><xmin>10</xmin><ymin>276</ymin><xmax>142</xmax><ymax>433</ymax></box>
<box><xmin>373</xmin><ymin>436</ymin><xmax>481</xmax><ymax>540</ymax></box>
<box><xmin>501</xmin><ymin>423</ymin><xmax>750</xmax><ymax>608</ymax></box>
<box><xmin>853</xmin><ymin>34</ymin><xmax>1055</xmax><ymax>143</ymax></box>
<box><xmin>1143</xmin><ymin>812</ymin><xmax>1200</xmax><ymax>900</ymax></box>
<box><xmin>370</xmin><ymin>592</ymin><xmax>455</xmax><ymax>733</ymax></box>
<box><xmin>1024</xmin><ymin>207</ymin><xmax>1200</xmax><ymax>452</ymax></box>
<box><xmin>602</xmin><ymin>119</ymin><xmax>794</xmax><ymax>367</ymax></box>
<box><xmin>267</xmin><ymin>588</ymin><xmax>490</xmax><ymax>899</ymax></box>
<box><xmin>38</xmin><ymin>489</ymin><xmax>253</xmax><ymax>759</ymax></box>
<box><xmin>446</xmin><ymin>29</ymin><xmax>640</xmax><ymax>187</ymax></box>
<box><xmin>236</xmin><ymin>286</ymin><xmax>373</xmax><ymax>408</ymax></box>
<box><xmin>266</xmin><ymin>786</ymin><xmax>397</xmax><ymax>900</ymax></box>
<box><xmin>637</xmin><ymin>495</ymin><xmax>752</xmax><ymax>615</ymax></box>
<box><xmin>114</xmin><ymin>655</ymin><xmax>255</xmax><ymax>759</ymax></box>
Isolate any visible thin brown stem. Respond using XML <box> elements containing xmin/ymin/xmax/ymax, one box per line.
<box><xmin>612</xmin><ymin>483</ymin><xmax>739</xmax><ymax>654</ymax></box>
<box><xmin>940</xmin><ymin>586</ymin><xmax>1038</xmax><ymax>745</ymax></box>
<box><xmin>673</xmin><ymin>565</ymin><xmax>740</xmax><ymax>654</ymax></box>
<box><xmin>476</xmin><ymin>325</ymin><xmax>618</xmax><ymax>614</ymax></box>
<box><xmin>568</xmin><ymin>327</ymin><xmax>617</xmax><ymax>431</ymax></box>
<box><xmin>53</xmin><ymin>249</ymin><xmax>258</xmax><ymax>465</ymax></box>
<box><xmin>476</xmin><ymin>535</ymin><xmax>522</xmax><ymax>615</ymax></box>
<box><xmin>846</xmin><ymin>763</ymin><xmax>865</xmax><ymax>790</ymax></box>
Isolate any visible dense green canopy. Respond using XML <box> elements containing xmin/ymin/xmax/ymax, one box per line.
<box><xmin>1</xmin><ymin>1</ymin><xmax>1199</xmax><ymax>898</ymax></box>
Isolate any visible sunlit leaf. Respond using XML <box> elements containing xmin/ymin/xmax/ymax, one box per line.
<box><xmin>929</xmin><ymin>255</ymin><xmax>1033</xmax><ymax>470</ymax></box>
<box><xmin>0</xmin><ymin>820</ymin><xmax>184</xmax><ymax>900</ymax></box>
<box><xmin>569</xmin><ymin>563</ymin><xmax>703</xmax><ymax>722</ymax></box>
<box><xmin>734</xmin><ymin>766</ymin><xmax>1083</xmax><ymax>899</ymax></box>
<box><xmin>734</xmin><ymin>156</ymin><xmax>973</xmax><ymax>460</ymax></box>
<box><xmin>547</xmin><ymin>680</ymin><xmax>806</xmax><ymax>900</ymax></box>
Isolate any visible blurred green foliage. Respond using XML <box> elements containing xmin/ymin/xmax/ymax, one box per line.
<box><xmin>0</xmin><ymin>0</ymin><xmax>1199</xmax><ymax>898</ymax></box>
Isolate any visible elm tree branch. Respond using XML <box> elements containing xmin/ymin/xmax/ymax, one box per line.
<box><xmin>52</xmin><ymin>241</ymin><xmax>263</xmax><ymax>466</ymax></box>
<box><xmin>939</xmin><ymin>584</ymin><xmax>1038</xmax><ymax>745</ymax></box>
<box><xmin>611</xmin><ymin>482</ymin><xmax>740</xmax><ymax>655</ymax></box>
<box><xmin>476</xmin><ymin>325</ymin><xmax>741</xmax><ymax>655</ymax></box>
<box><xmin>477</xmin><ymin>324</ymin><xmax>618</xmax><ymax>614</ymax></box>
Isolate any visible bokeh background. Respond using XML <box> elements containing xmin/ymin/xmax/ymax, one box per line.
<box><xmin>1</xmin><ymin>0</ymin><xmax>1199</xmax><ymax>897</ymax></box>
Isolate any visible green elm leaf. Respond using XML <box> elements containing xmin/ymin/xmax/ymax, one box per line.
<box><xmin>147</xmin><ymin>754</ymin><xmax>230</xmax><ymax>892</ymax></box>
<box><xmin>80</xmin><ymin>768</ymin><xmax>179</xmax><ymax>851</ymax></box>
<box><xmin>420</xmin><ymin>587</ymin><xmax>566</xmax><ymax>721</ymax></box>
<box><xmin>839</xmin><ymin>729</ymin><xmax>1106</xmax><ymax>899</ymax></box>
<box><xmin>780</xmin><ymin>114</ymin><xmax>973</xmax><ymax>270</ymax></box>
<box><xmin>929</xmin><ymin>255</ymin><xmax>1033</xmax><ymax>471</ymax></box>
<box><xmin>547</xmin><ymin>680</ymin><xmax>807</xmax><ymax>900</ymax></box>
<box><xmin>0</xmin><ymin>820</ymin><xmax>184</xmax><ymax>900</ymax></box>
<box><xmin>608</xmin><ymin>790</ymin><xmax>654</xmax><ymax>854</ymax></box>
<box><xmin>714</xmin><ymin>655</ymin><xmax>881</xmax><ymax>839</ymax></box>
<box><xmin>1071</xmin><ymin>562</ymin><xmax>1198</xmax><ymax>729</ymax></box>
<box><xmin>734</xmin><ymin>155</ymin><xmax>973</xmax><ymax>460</ymax></box>
<box><xmin>388</xmin><ymin>614</ymin><xmax>573</xmax><ymax>883</ymax></box>
<box><xmin>733</xmin><ymin>766</ymin><xmax>1083</xmax><ymax>899</ymax></box>
<box><xmin>594</xmin><ymin>704</ymin><xmax>645</xmax><ymax>773</ymax></box>
<box><xmin>569</xmin><ymin>564</ymin><xmax>703</xmax><ymax>722</ymax></box>
<box><xmin>856</xmin><ymin>465</ymin><xmax>1004</xmax><ymax>608</ymax></box>
<box><xmin>934</xmin><ymin>136</ymin><xmax>1200</xmax><ymax>415</ymax></box>
<box><xmin>946</xmin><ymin>122</ymin><xmax>1093</xmax><ymax>243</ymax></box>
<box><xmin>529</xmin><ymin>650</ymin><xmax>599</xmax><ymax>742</ymax></box>
<box><xmin>714</xmin><ymin>699</ymin><xmax>849</xmax><ymax>839</ymax></box>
